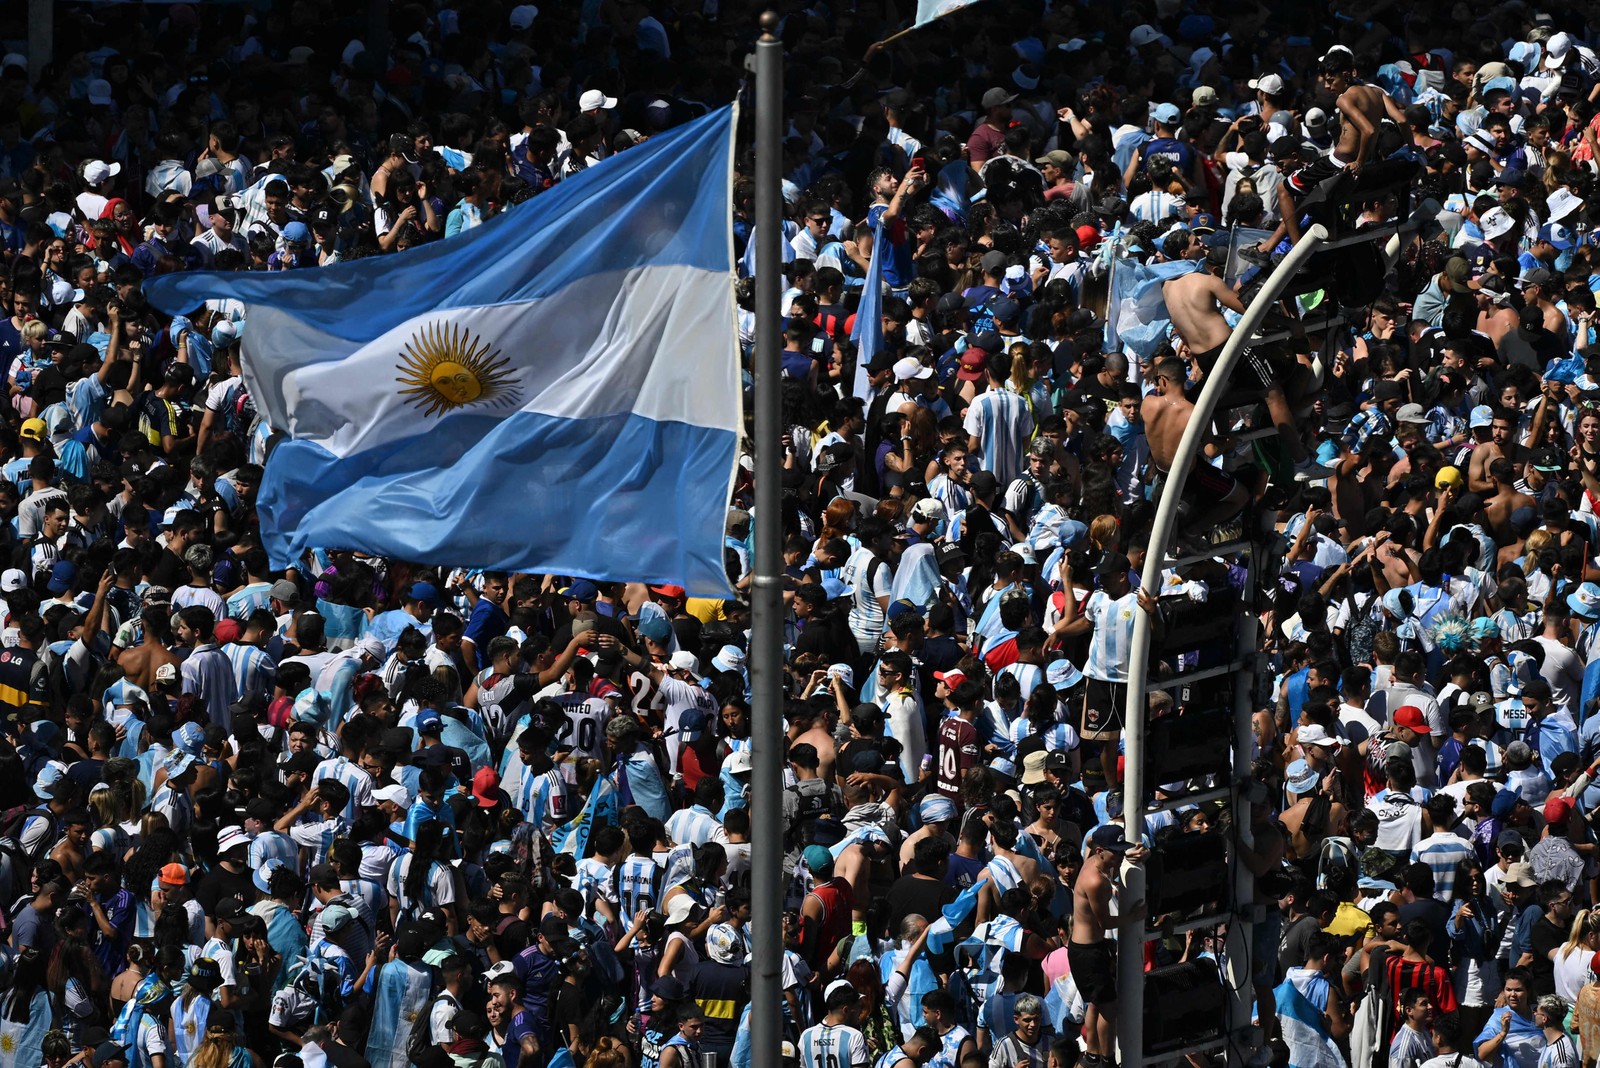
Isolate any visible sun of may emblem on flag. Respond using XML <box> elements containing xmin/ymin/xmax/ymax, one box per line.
<box><xmin>396</xmin><ymin>320</ymin><xmax>521</xmax><ymax>417</ymax></box>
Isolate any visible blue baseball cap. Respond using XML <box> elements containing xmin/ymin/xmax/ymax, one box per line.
<box><xmin>1540</xmin><ymin>222</ymin><xmax>1576</xmax><ymax>250</ymax></box>
<box><xmin>47</xmin><ymin>559</ymin><xmax>76</xmax><ymax>595</ymax></box>
<box><xmin>405</xmin><ymin>581</ymin><xmax>440</xmax><ymax>606</ymax></box>
<box><xmin>561</xmin><ymin>579</ymin><xmax>599</xmax><ymax>602</ymax></box>
<box><xmin>415</xmin><ymin>708</ymin><xmax>443</xmax><ymax>734</ymax></box>
<box><xmin>282</xmin><ymin>221</ymin><xmax>312</xmax><ymax>243</ymax></box>
<box><xmin>1152</xmin><ymin>102</ymin><xmax>1182</xmax><ymax>124</ymax></box>
<box><xmin>638</xmin><ymin>617</ymin><xmax>673</xmax><ymax>643</ymax></box>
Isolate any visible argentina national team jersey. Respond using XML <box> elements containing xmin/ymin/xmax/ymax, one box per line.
<box><xmin>1083</xmin><ymin>590</ymin><xmax>1140</xmax><ymax>684</ymax></box>
<box><xmin>800</xmin><ymin>1022</ymin><xmax>870</xmax><ymax>1068</ymax></box>
<box><xmin>615</xmin><ymin>854</ymin><xmax>664</xmax><ymax>917</ymax></box>
<box><xmin>550</xmin><ymin>692</ymin><xmax>611</xmax><ymax>760</ymax></box>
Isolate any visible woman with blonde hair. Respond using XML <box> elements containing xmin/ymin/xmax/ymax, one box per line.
<box><xmin>1088</xmin><ymin>514</ymin><xmax>1121</xmax><ymax>558</ymax></box>
<box><xmin>189</xmin><ymin>1022</ymin><xmax>264</xmax><ymax>1068</ymax></box>
<box><xmin>88</xmin><ymin>780</ymin><xmax>138</xmax><ymax>857</ymax></box>
<box><xmin>1554</xmin><ymin>908</ymin><xmax>1600</xmax><ymax>1000</ymax></box>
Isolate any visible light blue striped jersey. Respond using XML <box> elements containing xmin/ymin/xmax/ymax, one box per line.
<box><xmin>666</xmin><ymin>803</ymin><xmax>727</xmax><ymax>848</ymax></box>
<box><xmin>1410</xmin><ymin>832</ymin><xmax>1475</xmax><ymax>902</ymax></box>
<box><xmin>616</xmin><ymin>854</ymin><xmax>664</xmax><ymax>917</ymax></box>
<box><xmin>800</xmin><ymin>1023</ymin><xmax>871</xmax><ymax>1068</ymax></box>
<box><xmin>1083</xmin><ymin>590</ymin><xmax>1140</xmax><ymax>684</ymax></box>
<box><xmin>963</xmin><ymin>388</ymin><xmax>1034</xmax><ymax>488</ymax></box>
<box><xmin>223</xmin><ymin>640</ymin><xmax>276</xmax><ymax>699</ymax></box>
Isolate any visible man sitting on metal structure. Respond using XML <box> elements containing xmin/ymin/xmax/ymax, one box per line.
<box><xmin>1244</xmin><ymin>49</ymin><xmax>1413</xmax><ymax>263</ymax></box>
<box><xmin>1163</xmin><ymin>237</ymin><xmax>1331</xmax><ymax>484</ymax></box>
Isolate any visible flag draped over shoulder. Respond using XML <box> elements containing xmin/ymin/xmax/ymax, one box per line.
<box><xmin>1106</xmin><ymin>256</ymin><xmax>1203</xmax><ymax>359</ymax></box>
<box><xmin>145</xmin><ymin>107</ymin><xmax>742</xmax><ymax>596</ymax></box>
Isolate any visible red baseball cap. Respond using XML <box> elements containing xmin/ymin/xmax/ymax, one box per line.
<box><xmin>934</xmin><ymin>669</ymin><xmax>968</xmax><ymax>688</ymax></box>
<box><xmin>1393</xmin><ymin>706</ymin><xmax>1428</xmax><ymax>733</ymax></box>
<box><xmin>957</xmin><ymin>350</ymin><xmax>986</xmax><ymax>382</ymax></box>
<box><xmin>648</xmin><ymin>584</ymin><xmax>686</xmax><ymax>600</ymax></box>
<box><xmin>213</xmin><ymin>618</ymin><xmax>242</xmax><ymax>645</ymax></box>
<box><xmin>1545</xmin><ymin>795</ymin><xmax>1574</xmax><ymax>826</ymax></box>
<box><xmin>472</xmin><ymin>767</ymin><xmax>501</xmax><ymax>808</ymax></box>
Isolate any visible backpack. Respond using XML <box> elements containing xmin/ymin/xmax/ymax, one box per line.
<box><xmin>785</xmin><ymin>778</ymin><xmax>834</xmax><ymax>848</ymax></box>
<box><xmin>1315</xmin><ymin>834</ymin><xmax>1358</xmax><ymax>894</ymax></box>
<box><xmin>0</xmin><ymin>803</ymin><xmax>54</xmax><ymax>871</ymax></box>
<box><xmin>408</xmin><ymin>990</ymin><xmax>456</xmax><ymax>1064</ymax></box>
<box><xmin>226</xmin><ymin>381</ymin><xmax>256</xmax><ymax>439</ymax></box>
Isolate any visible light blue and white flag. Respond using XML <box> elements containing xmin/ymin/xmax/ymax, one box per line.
<box><xmin>550</xmin><ymin>774</ymin><xmax>618</xmax><ymax>856</ymax></box>
<box><xmin>1106</xmin><ymin>255</ymin><xmax>1203</xmax><ymax>360</ymax></box>
<box><xmin>146</xmin><ymin>107</ymin><xmax>742</xmax><ymax>595</ymax></box>
<box><xmin>850</xmin><ymin>221</ymin><xmax>886</xmax><ymax>403</ymax></box>
<box><xmin>1274</xmin><ymin>976</ymin><xmax>1343</xmax><ymax>1068</ymax></box>
<box><xmin>915</xmin><ymin>0</ymin><xmax>983</xmax><ymax>26</ymax></box>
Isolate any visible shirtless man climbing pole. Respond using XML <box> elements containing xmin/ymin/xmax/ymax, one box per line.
<box><xmin>1143</xmin><ymin>354</ymin><xmax>1249</xmax><ymax>536</ymax></box>
<box><xmin>1163</xmin><ymin>239</ymin><xmax>1330</xmax><ymax>482</ymax></box>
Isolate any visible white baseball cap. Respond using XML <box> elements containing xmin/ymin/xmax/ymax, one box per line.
<box><xmin>86</xmin><ymin>79</ymin><xmax>114</xmax><ymax>107</ymax></box>
<box><xmin>374</xmin><ymin>784</ymin><xmax>411</xmax><ymax>809</ymax></box>
<box><xmin>893</xmin><ymin>356</ymin><xmax>933</xmax><ymax>382</ymax></box>
<box><xmin>1544</xmin><ymin>32</ymin><xmax>1574</xmax><ymax>69</ymax></box>
<box><xmin>83</xmin><ymin>159</ymin><xmax>121</xmax><ymax>186</ymax></box>
<box><xmin>1249</xmin><ymin>73</ymin><xmax>1286</xmax><ymax>95</ymax></box>
<box><xmin>0</xmin><ymin>568</ymin><xmax>26</xmax><ymax>592</ymax></box>
<box><xmin>668</xmin><ymin>650</ymin><xmax>700</xmax><ymax>675</ymax></box>
<box><xmin>579</xmin><ymin>88</ymin><xmax>618</xmax><ymax>111</ymax></box>
<box><xmin>508</xmin><ymin>4</ymin><xmax>539</xmax><ymax>30</ymax></box>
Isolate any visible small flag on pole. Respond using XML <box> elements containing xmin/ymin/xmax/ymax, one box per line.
<box><xmin>915</xmin><ymin>0</ymin><xmax>982</xmax><ymax>26</ymax></box>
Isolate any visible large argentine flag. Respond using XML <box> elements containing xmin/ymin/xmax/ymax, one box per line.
<box><xmin>146</xmin><ymin>107</ymin><xmax>740</xmax><ymax>594</ymax></box>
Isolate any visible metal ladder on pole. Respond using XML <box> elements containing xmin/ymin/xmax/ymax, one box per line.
<box><xmin>1115</xmin><ymin>160</ymin><xmax>1434</xmax><ymax>1068</ymax></box>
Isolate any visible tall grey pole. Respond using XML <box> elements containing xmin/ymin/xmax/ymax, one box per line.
<box><xmin>749</xmin><ymin>13</ymin><xmax>786</xmax><ymax>1068</ymax></box>
<box><xmin>1114</xmin><ymin>225</ymin><xmax>1330</xmax><ymax>1068</ymax></box>
<box><xmin>27</xmin><ymin>0</ymin><xmax>52</xmax><ymax>83</ymax></box>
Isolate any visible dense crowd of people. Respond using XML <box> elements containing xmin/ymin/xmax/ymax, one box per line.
<box><xmin>15</xmin><ymin>1</ymin><xmax>1600</xmax><ymax>1068</ymax></box>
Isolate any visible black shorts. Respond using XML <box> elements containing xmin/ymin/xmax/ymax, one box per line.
<box><xmin>1286</xmin><ymin>154</ymin><xmax>1345</xmax><ymax>197</ymax></box>
<box><xmin>1082</xmin><ymin>678</ymin><xmax>1126</xmax><ymax>741</ymax></box>
<box><xmin>1191</xmin><ymin>340</ymin><xmax>1277</xmax><ymax>393</ymax></box>
<box><xmin>1186</xmin><ymin>461</ymin><xmax>1241</xmax><ymax>501</ymax></box>
<box><xmin>1068</xmin><ymin>939</ymin><xmax>1118</xmax><ymax>1005</ymax></box>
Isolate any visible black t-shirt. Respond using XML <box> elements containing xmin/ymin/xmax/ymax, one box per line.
<box><xmin>550</xmin><ymin>978</ymin><xmax>587</xmax><ymax>1046</ymax></box>
<box><xmin>1397</xmin><ymin>897</ymin><xmax>1451</xmax><ymax>973</ymax></box>
<box><xmin>194</xmin><ymin>864</ymin><xmax>257</xmax><ymax>918</ymax></box>
<box><xmin>1529</xmin><ymin>914</ymin><xmax>1566</xmax><ymax>996</ymax></box>
<box><xmin>886</xmin><ymin>871</ymin><xmax>957</xmax><ymax>939</ymax></box>
<box><xmin>147</xmin><ymin>548</ymin><xmax>186</xmax><ymax>590</ymax></box>
<box><xmin>1278</xmin><ymin>914</ymin><xmax>1323</xmax><ymax>975</ymax></box>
